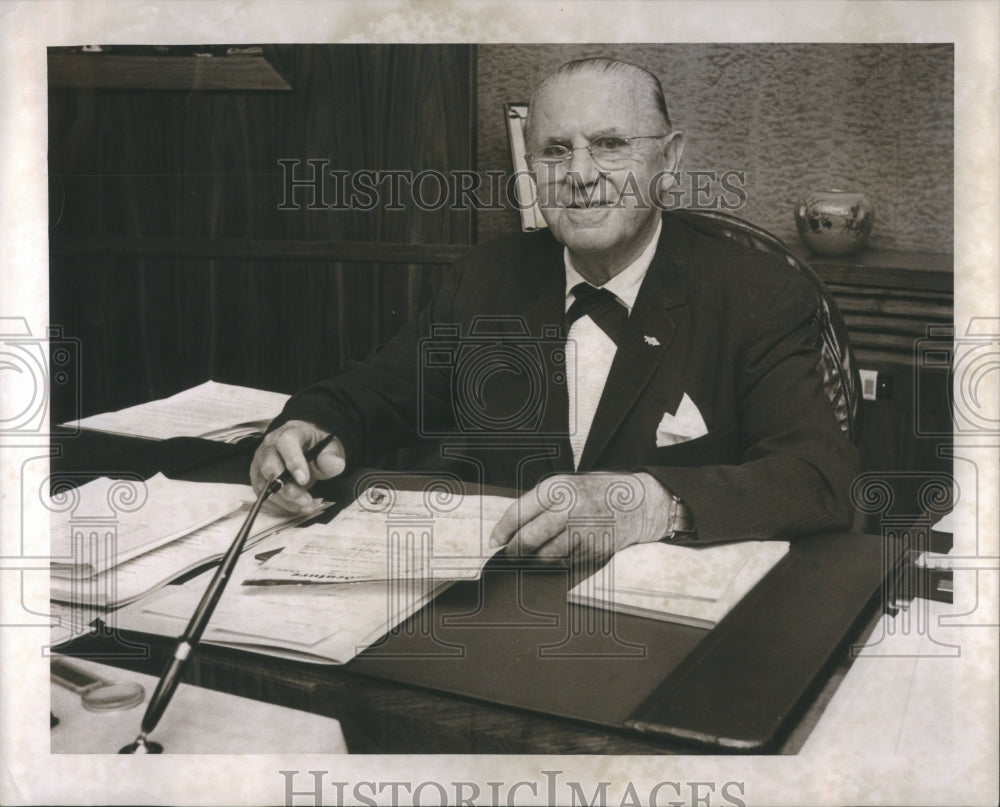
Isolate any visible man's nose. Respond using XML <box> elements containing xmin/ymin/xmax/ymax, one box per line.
<box><xmin>564</xmin><ymin>145</ymin><xmax>604</xmax><ymax>186</ymax></box>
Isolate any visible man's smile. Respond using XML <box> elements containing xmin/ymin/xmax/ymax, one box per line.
<box><xmin>560</xmin><ymin>204</ymin><xmax>615</xmax><ymax>224</ymax></box>
<box><xmin>563</xmin><ymin>200</ymin><xmax>614</xmax><ymax>208</ymax></box>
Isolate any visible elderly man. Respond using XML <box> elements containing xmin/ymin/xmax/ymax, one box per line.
<box><xmin>251</xmin><ymin>57</ymin><xmax>858</xmax><ymax>564</ymax></box>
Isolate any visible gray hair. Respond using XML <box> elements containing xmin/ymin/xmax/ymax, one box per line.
<box><xmin>524</xmin><ymin>57</ymin><xmax>672</xmax><ymax>143</ymax></box>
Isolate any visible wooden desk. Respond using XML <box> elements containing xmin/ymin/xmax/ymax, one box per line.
<box><xmin>51</xmin><ymin>430</ymin><xmax>899</xmax><ymax>754</ymax></box>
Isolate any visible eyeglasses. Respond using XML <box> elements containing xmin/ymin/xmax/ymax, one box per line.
<box><xmin>527</xmin><ymin>134</ymin><xmax>668</xmax><ymax>170</ymax></box>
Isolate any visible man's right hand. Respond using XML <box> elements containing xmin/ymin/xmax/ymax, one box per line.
<box><xmin>250</xmin><ymin>420</ymin><xmax>346</xmax><ymax>512</ymax></box>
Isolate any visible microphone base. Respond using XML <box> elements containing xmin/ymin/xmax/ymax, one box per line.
<box><xmin>119</xmin><ymin>737</ymin><xmax>163</xmax><ymax>754</ymax></box>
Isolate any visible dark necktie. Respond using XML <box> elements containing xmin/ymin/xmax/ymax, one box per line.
<box><xmin>566</xmin><ymin>282</ymin><xmax>628</xmax><ymax>346</ymax></box>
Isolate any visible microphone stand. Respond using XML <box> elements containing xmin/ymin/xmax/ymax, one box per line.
<box><xmin>120</xmin><ymin>434</ymin><xmax>336</xmax><ymax>754</ymax></box>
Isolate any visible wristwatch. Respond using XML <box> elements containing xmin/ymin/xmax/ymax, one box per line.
<box><xmin>663</xmin><ymin>493</ymin><xmax>696</xmax><ymax>543</ymax></box>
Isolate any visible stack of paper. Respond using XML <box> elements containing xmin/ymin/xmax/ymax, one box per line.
<box><xmin>568</xmin><ymin>540</ymin><xmax>790</xmax><ymax>629</ymax></box>
<box><xmin>49</xmin><ymin>474</ymin><xmax>245</xmax><ymax>576</ymax></box>
<box><xmin>50</xmin><ymin>601</ymin><xmax>104</xmax><ymax>646</ymax></box>
<box><xmin>49</xmin><ymin>475</ymin><xmax>321</xmax><ymax>607</ymax></box>
<box><xmin>64</xmin><ymin>380</ymin><xmax>289</xmax><ymax>442</ymax></box>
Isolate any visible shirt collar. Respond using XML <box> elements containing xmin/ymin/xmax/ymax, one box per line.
<box><xmin>563</xmin><ymin>216</ymin><xmax>662</xmax><ymax>312</ymax></box>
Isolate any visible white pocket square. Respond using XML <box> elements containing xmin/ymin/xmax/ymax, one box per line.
<box><xmin>655</xmin><ymin>393</ymin><xmax>709</xmax><ymax>447</ymax></box>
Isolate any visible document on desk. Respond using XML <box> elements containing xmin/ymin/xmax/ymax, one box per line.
<box><xmin>243</xmin><ymin>488</ymin><xmax>514</xmax><ymax>585</ymax></box>
<box><xmin>48</xmin><ymin>474</ymin><xmax>246</xmax><ymax>576</ymax></box>
<box><xmin>112</xmin><ymin>536</ymin><xmax>451</xmax><ymax>664</ymax></box>
<box><xmin>63</xmin><ymin>379</ymin><xmax>289</xmax><ymax>442</ymax></box>
<box><xmin>568</xmin><ymin>540</ymin><xmax>790</xmax><ymax>629</ymax></box>
<box><xmin>50</xmin><ymin>494</ymin><xmax>325</xmax><ymax>607</ymax></box>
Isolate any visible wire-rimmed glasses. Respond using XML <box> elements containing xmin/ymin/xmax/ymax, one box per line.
<box><xmin>527</xmin><ymin>134</ymin><xmax>668</xmax><ymax>172</ymax></box>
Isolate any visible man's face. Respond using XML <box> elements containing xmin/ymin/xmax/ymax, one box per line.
<box><xmin>527</xmin><ymin>70</ymin><xmax>682</xmax><ymax>276</ymax></box>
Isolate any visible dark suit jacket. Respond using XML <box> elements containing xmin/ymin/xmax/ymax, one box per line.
<box><xmin>277</xmin><ymin>213</ymin><xmax>859</xmax><ymax>543</ymax></box>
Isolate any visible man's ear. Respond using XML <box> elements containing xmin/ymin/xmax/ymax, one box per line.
<box><xmin>655</xmin><ymin>132</ymin><xmax>685</xmax><ymax>202</ymax></box>
<box><xmin>660</xmin><ymin>130</ymin><xmax>684</xmax><ymax>173</ymax></box>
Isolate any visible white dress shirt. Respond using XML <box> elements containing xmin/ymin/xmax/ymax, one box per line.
<box><xmin>564</xmin><ymin>218</ymin><xmax>662</xmax><ymax>468</ymax></box>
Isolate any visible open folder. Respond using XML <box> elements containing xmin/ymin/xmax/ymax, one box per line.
<box><xmin>112</xmin><ymin>539</ymin><xmax>451</xmax><ymax>664</ymax></box>
<box><xmin>244</xmin><ymin>489</ymin><xmax>512</xmax><ymax>584</ymax></box>
<box><xmin>112</xmin><ymin>487</ymin><xmax>515</xmax><ymax>664</ymax></box>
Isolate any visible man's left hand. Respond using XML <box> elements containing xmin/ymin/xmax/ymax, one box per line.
<box><xmin>489</xmin><ymin>472</ymin><xmax>675</xmax><ymax>566</ymax></box>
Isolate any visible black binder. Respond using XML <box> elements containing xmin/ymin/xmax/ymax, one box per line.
<box><xmin>624</xmin><ymin>531</ymin><xmax>900</xmax><ymax>749</ymax></box>
<box><xmin>349</xmin><ymin>530</ymin><xmax>900</xmax><ymax>751</ymax></box>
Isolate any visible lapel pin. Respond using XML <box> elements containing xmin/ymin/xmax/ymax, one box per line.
<box><xmin>643</xmin><ymin>335</ymin><xmax>661</xmax><ymax>346</ymax></box>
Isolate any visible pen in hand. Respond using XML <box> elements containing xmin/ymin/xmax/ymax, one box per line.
<box><xmin>120</xmin><ymin>432</ymin><xmax>337</xmax><ymax>754</ymax></box>
<box><xmin>264</xmin><ymin>431</ymin><xmax>339</xmax><ymax>496</ymax></box>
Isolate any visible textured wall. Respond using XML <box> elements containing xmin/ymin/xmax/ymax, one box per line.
<box><xmin>478</xmin><ymin>44</ymin><xmax>953</xmax><ymax>253</ymax></box>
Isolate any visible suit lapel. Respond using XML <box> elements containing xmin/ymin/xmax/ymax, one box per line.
<box><xmin>516</xmin><ymin>238</ymin><xmax>575</xmax><ymax>476</ymax></box>
<box><xmin>577</xmin><ymin>215</ymin><xmax>690</xmax><ymax>472</ymax></box>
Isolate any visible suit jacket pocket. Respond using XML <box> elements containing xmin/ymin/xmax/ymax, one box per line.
<box><xmin>648</xmin><ymin>419</ymin><xmax>740</xmax><ymax>467</ymax></box>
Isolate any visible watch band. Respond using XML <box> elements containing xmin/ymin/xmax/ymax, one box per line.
<box><xmin>665</xmin><ymin>493</ymin><xmax>696</xmax><ymax>542</ymax></box>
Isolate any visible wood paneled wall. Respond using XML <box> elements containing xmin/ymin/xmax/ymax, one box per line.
<box><xmin>49</xmin><ymin>45</ymin><xmax>475</xmax><ymax>423</ymax></box>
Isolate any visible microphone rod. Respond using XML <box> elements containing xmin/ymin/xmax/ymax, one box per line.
<box><xmin>121</xmin><ymin>432</ymin><xmax>337</xmax><ymax>754</ymax></box>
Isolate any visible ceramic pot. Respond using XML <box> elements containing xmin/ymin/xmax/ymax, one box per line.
<box><xmin>795</xmin><ymin>190</ymin><xmax>874</xmax><ymax>257</ymax></box>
